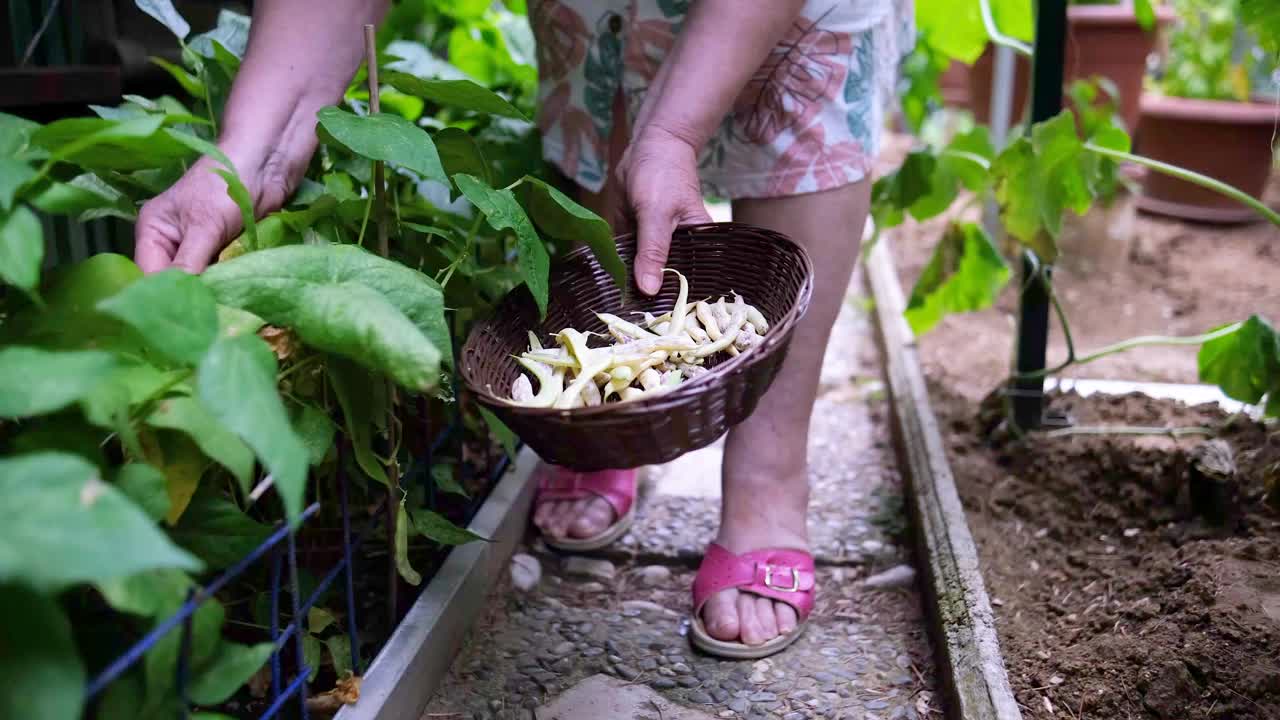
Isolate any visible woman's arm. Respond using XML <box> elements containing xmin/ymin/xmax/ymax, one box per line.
<box><xmin>619</xmin><ymin>0</ymin><xmax>806</xmax><ymax>294</ymax></box>
<box><xmin>135</xmin><ymin>0</ymin><xmax>389</xmax><ymax>273</ymax></box>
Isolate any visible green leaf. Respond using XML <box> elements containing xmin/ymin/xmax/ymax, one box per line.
<box><xmin>98</xmin><ymin>269</ymin><xmax>219</xmax><ymax>365</ymax></box>
<box><xmin>326</xmin><ymin>634</ymin><xmax>354</xmax><ymax>678</ymax></box>
<box><xmin>309</xmin><ymin>606</ymin><xmax>337</xmax><ymax>634</ymax></box>
<box><xmin>149</xmin><ymin>57</ymin><xmax>205</xmax><ymax>99</ymax></box>
<box><xmin>170</xmin><ymin>487</ymin><xmax>273</xmax><ymax>570</ymax></box>
<box><xmin>1243</xmin><ymin>0</ymin><xmax>1280</xmax><ymax>52</ymax></box>
<box><xmin>142</xmin><ymin>430</ymin><xmax>209</xmax><ymax>525</ymax></box>
<box><xmin>293</xmin><ymin>402</ymin><xmax>336</xmax><ymax>466</ymax></box>
<box><xmin>431</xmin><ymin>462</ymin><xmax>469</xmax><ymax>498</ymax></box>
<box><xmin>435</xmin><ymin>127</ymin><xmax>491</xmax><ymax>197</ymax></box>
<box><xmin>0</xmin><ymin>347</ymin><xmax>117</xmax><ymax>418</ymax></box>
<box><xmin>0</xmin><ymin>112</ymin><xmax>41</xmax><ymax>157</ymax></box>
<box><xmin>904</xmin><ymin>223</ymin><xmax>1011</xmax><ymax>335</ymax></box>
<box><xmin>518</xmin><ymin>176</ymin><xmax>626</xmax><ymax>293</ymax></box>
<box><xmin>992</xmin><ymin>111</ymin><xmax>1103</xmax><ymax>262</ymax></box>
<box><xmin>302</xmin><ymin>634</ymin><xmax>323</xmax><ymax>681</ymax></box>
<box><xmin>477</xmin><ymin>405</ymin><xmax>518</xmax><ymax>460</ymax></box>
<box><xmin>135</xmin><ymin>0</ymin><xmax>190</xmax><ymax>39</ymax></box>
<box><xmin>217</xmin><ymin>304</ymin><xmax>266</xmax><ymax>338</ymax></box>
<box><xmin>395</xmin><ymin>502</ymin><xmax>422</xmax><ymax>585</ymax></box>
<box><xmin>0</xmin><ymin>584</ymin><xmax>85</xmax><ymax>720</ymax></box>
<box><xmin>870</xmin><ymin>152</ymin><xmax>937</xmax><ymax>230</ymax></box>
<box><xmin>0</xmin><ymin>204</ymin><xmax>42</xmax><ymax>292</ymax></box>
<box><xmin>189</xmin><ymin>642</ymin><xmax>273</xmax><ymax>705</ymax></box>
<box><xmin>145</xmin><ymin>598</ymin><xmax>223</xmax><ymax>706</ymax></box>
<box><xmin>383</xmin><ymin>71</ymin><xmax>528</xmax><ymax>120</ymax></box>
<box><xmin>0</xmin><ymin>253</ymin><xmax>143</xmax><ymax>353</ymax></box>
<box><xmin>32</xmin><ymin>115</ymin><xmax>191</xmax><ymax>172</ymax></box>
<box><xmin>147</xmin><ymin>396</ymin><xmax>255</xmax><ymax>493</ymax></box>
<box><xmin>0</xmin><ymin>453</ymin><xmax>201</xmax><ymax>589</ymax></box>
<box><xmin>0</xmin><ymin>157</ymin><xmax>35</xmax><ymax>210</ymax></box>
<box><xmin>28</xmin><ymin>173</ymin><xmax>134</xmax><ymax>220</ymax></box>
<box><xmin>316</xmin><ymin>107</ymin><xmax>448</xmax><ymax>184</ymax></box>
<box><xmin>201</xmin><ymin>243</ymin><xmax>451</xmax><ymax>369</ymax></box>
<box><xmin>454</xmin><ymin>173</ymin><xmax>549</xmax><ymax>316</ymax></box>
<box><xmin>1133</xmin><ymin>0</ymin><xmax>1155</xmax><ymax>30</ymax></box>
<box><xmin>197</xmin><ymin>335</ymin><xmax>310</xmax><ymax>521</ymax></box>
<box><xmin>412</xmin><ymin>508</ymin><xmax>487</xmax><ymax>546</ymax></box>
<box><xmin>326</xmin><ymin>357</ymin><xmax>387</xmax><ymax>485</ymax></box>
<box><xmin>96</xmin><ymin>567</ymin><xmax>192</xmax><ymax>617</ymax></box>
<box><xmin>1198</xmin><ymin>315</ymin><xmax>1280</xmax><ymax>408</ymax></box>
<box><xmin>79</xmin><ymin>362</ymin><xmax>186</xmax><ymax>430</ymax></box>
<box><xmin>115</xmin><ymin>463</ymin><xmax>171</xmax><ymax>522</ymax></box>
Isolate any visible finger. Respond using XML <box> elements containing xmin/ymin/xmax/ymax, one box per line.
<box><xmin>133</xmin><ymin>204</ymin><xmax>180</xmax><ymax>274</ymax></box>
<box><xmin>633</xmin><ymin>203</ymin><xmax>674</xmax><ymax>295</ymax></box>
<box><xmin>170</xmin><ymin>222</ymin><xmax>231</xmax><ymax>274</ymax></box>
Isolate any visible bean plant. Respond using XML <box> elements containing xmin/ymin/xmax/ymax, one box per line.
<box><xmin>0</xmin><ymin>2</ymin><xmax>623</xmax><ymax>718</ymax></box>
<box><xmin>876</xmin><ymin>0</ymin><xmax>1280</xmax><ymax>422</ymax></box>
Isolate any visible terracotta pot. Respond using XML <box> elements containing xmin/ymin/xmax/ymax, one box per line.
<box><xmin>939</xmin><ymin>61</ymin><xmax>972</xmax><ymax>108</ymax></box>
<box><xmin>969</xmin><ymin>3</ymin><xmax>1174</xmax><ymax>130</ymax></box>
<box><xmin>1135</xmin><ymin>93</ymin><xmax>1277</xmax><ymax>223</ymax></box>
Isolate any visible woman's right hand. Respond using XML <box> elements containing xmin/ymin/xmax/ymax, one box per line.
<box><xmin>134</xmin><ymin>149</ymin><xmax>293</xmax><ymax>274</ymax></box>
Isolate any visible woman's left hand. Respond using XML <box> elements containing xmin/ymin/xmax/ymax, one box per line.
<box><xmin>615</xmin><ymin>126</ymin><xmax>712</xmax><ymax>296</ymax></box>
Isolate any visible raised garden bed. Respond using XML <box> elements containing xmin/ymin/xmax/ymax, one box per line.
<box><xmin>936</xmin><ymin>387</ymin><xmax>1279</xmax><ymax>718</ymax></box>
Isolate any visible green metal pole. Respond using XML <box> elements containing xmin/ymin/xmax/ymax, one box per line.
<box><xmin>1011</xmin><ymin>0</ymin><xmax>1068</xmax><ymax>430</ymax></box>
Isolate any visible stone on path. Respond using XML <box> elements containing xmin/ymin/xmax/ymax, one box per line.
<box><xmin>510</xmin><ymin>553</ymin><xmax>541</xmax><ymax>592</ymax></box>
<box><xmin>636</xmin><ymin>565</ymin><xmax>672</xmax><ymax>586</ymax></box>
<box><xmin>863</xmin><ymin>564</ymin><xmax>916</xmax><ymax>590</ymax></box>
<box><xmin>534</xmin><ymin>674</ymin><xmax>717</xmax><ymax>720</ymax></box>
<box><xmin>562</xmin><ymin>556</ymin><xmax>616</xmax><ymax>582</ymax></box>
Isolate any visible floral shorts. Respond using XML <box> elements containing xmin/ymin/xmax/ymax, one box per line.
<box><xmin>529</xmin><ymin>0</ymin><xmax>915</xmax><ymax>199</ymax></box>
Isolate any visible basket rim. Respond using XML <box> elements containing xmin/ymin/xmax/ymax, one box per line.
<box><xmin>460</xmin><ymin>221</ymin><xmax>815</xmax><ymax>419</ymax></box>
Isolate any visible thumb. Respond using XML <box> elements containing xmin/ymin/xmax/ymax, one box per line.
<box><xmin>634</xmin><ymin>205</ymin><xmax>675</xmax><ymax>296</ymax></box>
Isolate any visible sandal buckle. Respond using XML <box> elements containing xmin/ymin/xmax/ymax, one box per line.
<box><xmin>763</xmin><ymin>565</ymin><xmax>800</xmax><ymax>593</ymax></box>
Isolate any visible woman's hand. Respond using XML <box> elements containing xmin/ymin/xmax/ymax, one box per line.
<box><xmin>134</xmin><ymin>148</ymin><xmax>296</xmax><ymax>273</ymax></box>
<box><xmin>615</xmin><ymin>126</ymin><xmax>712</xmax><ymax>295</ymax></box>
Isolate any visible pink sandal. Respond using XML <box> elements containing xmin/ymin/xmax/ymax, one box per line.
<box><xmin>690</xmin><ymin>543</ymin><xmax>816</xmax><ymax>659</ymax></box>
<box><xmin>533</xmin><ymin>466</ymin><xmax>638</xmax><ymax>552</ymax></box>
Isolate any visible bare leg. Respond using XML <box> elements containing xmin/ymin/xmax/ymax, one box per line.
<box><xmin>533</xmin><ymin>92</ymin><xmax>631</xmax><ymax>542</ymax></box>
<box><xmin>699</xmin><ymin>180</ymin><xmax>870</xmax><ymax>645</ymax></box>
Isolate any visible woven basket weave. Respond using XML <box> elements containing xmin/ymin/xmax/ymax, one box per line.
<box><xmin>460</xmin><ymin>222</ymin><xmax>814</xmax><ymax>471</ymax></box>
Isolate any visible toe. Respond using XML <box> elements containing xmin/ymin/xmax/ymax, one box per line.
<box><xmin>701</xmin><ymin>589</ymin><xmax>741</xmax><ymax>641</ymax></box>
<box><xmin>775</xmin><ymin>602</ymin><xmax>799</xmax><ymax>635</ymax></box>
<box><xmin>737</xmin><ymin>593</ymin><xmax>766</xmax><ymax>646</ymax></box>
<box><xmin>569</xmin><ymin>497</ymin><xmax>616</xmax><ymax>538</ymax></box>
<box><xmin>753</xmin><ymin>596</ymin><xmax>779</xmax><ymax>641</ymax></box>
<box><xmin>533</xmin><ymin>501</ymin><xmax>554</xmax><ymax>534</ymax></box>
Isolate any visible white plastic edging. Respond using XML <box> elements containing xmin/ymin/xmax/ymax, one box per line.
<box><xmin>335</xmin><ymin>446</ymin><xmax>538</xmax><ymax>720</ymax></box>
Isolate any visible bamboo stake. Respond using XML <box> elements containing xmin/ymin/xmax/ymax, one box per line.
<box><xmin>363</xmin><ymin>22</ymin><xmax>400</xmax><ymax>627</ymax></box>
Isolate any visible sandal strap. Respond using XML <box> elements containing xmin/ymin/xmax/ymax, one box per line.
<box><xmin>692</xmin><ymin>543</ymin><xmax>816</xmax><ymax>620</ymax></box>
<box><xmin>534</xmin><ymin>466</ymin><xmax>636</xmax><ymax>519</ymax></box>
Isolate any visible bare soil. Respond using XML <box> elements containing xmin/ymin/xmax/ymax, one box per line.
<box><xmin>937</xmin><ymin>389</ymin><xmax>1280</xmax><ymax>719</ymax></box>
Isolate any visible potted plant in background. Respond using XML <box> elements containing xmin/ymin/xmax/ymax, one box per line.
<box><xmin>967</xmin><ymin>0</ymin><xmax>1174</xmax><ymax>131</ymax></box>
<box><xmin>1136</xmin><ymin>0</ymin><xmax>1279</xmax><ymax>222</ymax></box>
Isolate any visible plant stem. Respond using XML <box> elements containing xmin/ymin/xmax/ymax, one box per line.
<box><xmin>440</xmin><ymin>214</ymin><xmax>483</xmax><ymax>289</ymax></box>
<box><xmin>1085</xmin><ymin>143</ymin><xmax>1280</xmax><ymax>228</ymax></box>
<box><xmin>1013</xmin><ymin>322</ymin><xmax>1242</xmax><ymax>381</ymax></box>
<box><xmin>979</xmin><ymin>0</ymin><xmax>1033</xmax><ymax>57</ymax></box>
<box><xmin>1045</xmin><ymin>424</ymin><xmax>1216</xmax><ymax>439</ymax></box>
<box><xmin>364</xmin><ymin>22</ymin><xmax>400</xmax><ymax>627</ymax></box>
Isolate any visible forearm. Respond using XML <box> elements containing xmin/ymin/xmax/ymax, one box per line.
<box><xmin>217</xmin><ymin>0</ymin><xmax>389</xmax><ymax>185</ymax></box>
<box><xmin>637</xmin><ymin>0</ymin><xmax>805</xmax><ymax>148</ymax></box>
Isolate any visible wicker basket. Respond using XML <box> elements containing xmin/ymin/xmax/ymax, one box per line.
<box><xmin>460</xmin><ymin>222</ymin><xmax>814</xmax><ymax>471</ymax></box>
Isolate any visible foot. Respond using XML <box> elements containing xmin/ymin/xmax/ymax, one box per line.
<box><xmin>699</xmin><ymin>514</ymin><xmax>809</xmax><ymax>647</ymax></box>
<box><xmin>531</xmin><ymin>465</ymin><xmax>627</xmax><ymax>542</ymax></box>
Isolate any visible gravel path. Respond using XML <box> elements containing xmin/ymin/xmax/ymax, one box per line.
<box><xmin>422</xmin><ymin>273</ymin><xmax>938</xmax><ymax>720</ymax></box>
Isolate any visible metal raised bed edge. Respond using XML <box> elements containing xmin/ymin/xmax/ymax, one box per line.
<box><xmin>336</xmin><ymin>446</ymin><xmax>539</xmax><ymax>720</ymax></box>
<box><xmin>864</xmin><ymin>236</ymin><xmax>1023</xmax><ymax>720</ymax></box>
